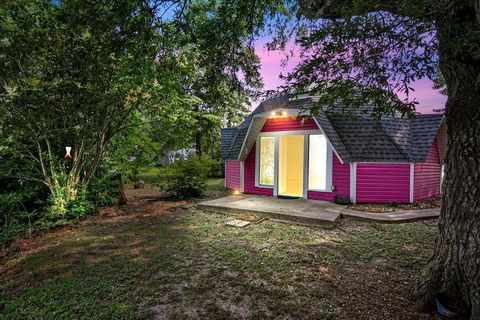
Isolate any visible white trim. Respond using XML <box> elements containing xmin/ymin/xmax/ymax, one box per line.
<box><xmin>355</xmin><ymin>161</ymin><xmax>412</xmax><ymax>164</ymax></box>
<box><xmin>255</xmin><ymin>137</ymin><xmax>275</xmax><ymax>189</ymax></box>
<box><xmin>273</xmin><ymin>136</ymin><xmax>279</xmax><ymax>196</ymax></box>
<box><xmin>277</xmin><ymin>134</ymin><xmax>306</xmax><ymax>197</ymax></box>
<box><xmin>254</xmin><ymin>129</ymin><xmax>333</xmax><ymax>199</ymax></box>
<box><xmin>311</xmin><ymin>116</ymin><xmax>346</xmax><ymax>165</ymax></box>
<box><xmin>236</xmin><ymin>119</ymin><xmax>255</xmax><ymax>161</ymax></box>
<box><xmin>237</xmin><ymin>109</ymin><xmax>309</xmax><ymax>160</ymax></box>
<box><xmin>240</xmin><ymin>161</ymin><xmax>244</xmax><ymax>193</ymax></box>
<box><xmin>238</xmin><ymin>108</ymin><xmax>345</xmax><ymax>163</ymax></box>
<box><xmin>258</xmin><ymin>129</ymin><xmax>321</xmax><ymax>137</ymax></box>
<box><xmin>350</xmin><ymin>162</ymin><xmax>357</xmax><ymax>203</ymax></box>
<box><xmin>306</xmin><ymin>140</ymin><xmax>333</xmax><ymax>193</ymax></box>
<box><xmin>253</xmin><ymin>109</ymin><xmax>309</xmax><ymax>119</ymax></box>
<box><xmin>409</xmin><ymin>163</ymin><xmax>414</xmax><ymax>203</ymax></box>
<box><xmin>303</xmin><ymin>134</ymin><xmax>309</xmax><ymax>198</ymax></box>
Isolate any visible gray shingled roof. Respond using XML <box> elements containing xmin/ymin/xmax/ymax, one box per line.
<box><xmin>220</xmin><ymin>127</ymin><xmax>239</xmax><ymax>160</ymax></box>
<box><xmin>221</xmin><ymin>95</ymin><xmax>444</xmax><ymax>163</ymax></box>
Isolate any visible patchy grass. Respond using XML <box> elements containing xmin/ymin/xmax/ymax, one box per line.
<box><xmin>0</xmin><ymin>195</ymin><xmax>440</xmax><ymax>319</ymax></box>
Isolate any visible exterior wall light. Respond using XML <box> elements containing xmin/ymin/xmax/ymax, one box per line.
<box><xmin>234</xmin><ymin>189</ymin><xmax>240</xmax><ymax>195</ymax></box>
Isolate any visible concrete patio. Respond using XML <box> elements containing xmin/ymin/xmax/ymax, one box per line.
<box><xmin>197</xmin><ymin>194</ymin><xmax>344</xmax><ymax>226</ymax></box>
<box><xmin>197</xmin><ymin>194</ymin><xmax>441</xmax><ymax>226</ymax></box>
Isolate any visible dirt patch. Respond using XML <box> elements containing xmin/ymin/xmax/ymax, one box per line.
<box><xmin>348</xmin><ymin>196</ymin><xmax>441</xmax><ymax>213</ymax></box>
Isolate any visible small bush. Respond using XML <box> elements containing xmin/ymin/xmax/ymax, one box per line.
<box><xmin>159</xmin><ymin>156</ymin><xmax>209</xmax><ymax>199</ymax></box>
<box><xmin>0</xmin><ymin>193</ymin><xmax>40</xmax><ymax>249</ymax></box>
<box><xmin>334</xmin><ymin>194</ymin><xmax>351</xmax><ymax>205</ymax></box>
<box><xmin>0</xmin><ymin>175</ymin><xmax>48</xmax><ymax>250</ymax></box>
<box><xmin>207</xmin><ymin>158</ymin><xmax>225</xmax><ymax>178</ymax></box>
<box><xmin>87</xmin><ymin>170</ymin><xmax>124</xmax><ymax>208</ymax></box>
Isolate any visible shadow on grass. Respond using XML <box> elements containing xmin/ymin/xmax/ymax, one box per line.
<box><xmin>0</xmin><ymin>207</ymin><xmax>438</xmax><ymax>319</ymax></box>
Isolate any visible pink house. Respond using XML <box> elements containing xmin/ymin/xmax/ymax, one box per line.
<box><xmin>221</xmin><ymin>95</ymin><xmax>446</xmax><ymax>203</ymax></box>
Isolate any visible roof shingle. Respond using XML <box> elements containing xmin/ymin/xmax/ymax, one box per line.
<box><xmin>221</xmin><ymin>95</ymin><xmax>444</xmax><ymax>163</ymax></box>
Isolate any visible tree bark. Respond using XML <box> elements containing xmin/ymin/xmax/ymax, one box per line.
<box><xmin>195</xmin><ymin>130</ymin><xmax>203</xmax><ymax>158</ymax></box>
<box><xmin>296</xmin><ymin>0</ymin><xmax>480</xmax><ymax>317</ymax></box>
<box><xmin>415</xmin><ymin>6</ymin><xmax>480</xmax><ymax>317</ymax></box>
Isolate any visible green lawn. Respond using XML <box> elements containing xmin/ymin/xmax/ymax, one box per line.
<box><xmin>136</xmin><ymin>166</ymin><xmax>225</xmax><ymax>194</ymax></box>
<box><xmin>0</xmin><ymin>199</ymin><xmax>439</xmax><ymax>319</ymax></box>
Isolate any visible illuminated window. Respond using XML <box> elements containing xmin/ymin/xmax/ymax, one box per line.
<box><xmin>309</xmin><ymin>134</ymin><xmax>328</xmax><ymax>190</ymax></box>
<box><xmin>259</xmin><ymin>136</ymin><xmax>275</xmax><ymax>185</ymax></box>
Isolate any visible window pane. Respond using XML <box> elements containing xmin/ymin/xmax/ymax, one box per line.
<box><xmin>259</xmin><ymin>137</ymin><xmax>275</xmax><ymax>185</ymax></box>
<box><xmin>309</xmin><ymin>134</ymin><xmax>327</xmax><ymax>190</ymax></box>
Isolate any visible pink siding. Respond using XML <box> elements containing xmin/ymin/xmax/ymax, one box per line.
<box><xmin>307</xmin><ymin>152</ymin><xmax>350</xmax><ymax>201</ymax></box>
<box><xmin>414</xmin><ymin>139</ymin><xmax>441</xmax><ymax>201</ymax></box>
<box><xmin>261</xmin><ymin>116</ymin><xmax>318</xmax><ymax>132</ymax></box>
<box><xmin>243</xmin><ymin>143</ymin><xmax>274</xmax><ymax>196</ymax></box>
<box><xmin>225</xmin><ymin>161</ymin><xmax>241</xmax><ymax>190</ymax></box>
<box><xmin>356</xmin><ymin>163</ymin><xmax>410</xmax><ymax>203</ymax></box>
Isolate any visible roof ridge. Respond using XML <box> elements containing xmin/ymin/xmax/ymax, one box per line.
<box><xmin>377</xmin><ymin>122</ymin><xmax>410</xmax><ymax>161</ymax></box>
<box><xmin>357</xmin><ymin>121</ymin><xmax>380</xmax><ymax>160</ymax></box>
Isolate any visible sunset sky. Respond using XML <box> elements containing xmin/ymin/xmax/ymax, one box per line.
<box><xmin>254</xmin><ymin>40</ymin><xmax>447</xmax><ymax>114</ymax></box>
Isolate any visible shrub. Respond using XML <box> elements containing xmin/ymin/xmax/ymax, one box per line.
<box><xmin>0</xmin><ymin>193</ymin><xmax>40</xmax><ymax>250</ymax></box>
<box><xmin>159</xmin><ymin>156</ymin><xmax>209</xmax><ymax>199</ymax></box>
<box><xmin>87</xmin><ymin>170</ymin><xmax>124</xmax><ymax>208</ymax></box>
<box><xmin>207</xmin><ymin>158</ymin><xmax>225</xmax><ymax>178</ymax></box>
<box><xmin>334</xmin><ymin>194</ymin><xmax>351</xmax><ymax>205</ymax></box>
<box><xmin>0</xmin><ymin>174</ymin><xmax>48</xmax><ymax>250</ymax></box>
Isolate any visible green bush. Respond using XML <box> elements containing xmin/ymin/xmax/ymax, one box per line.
<box><xmin>159</xmin><ymin>156</ymin><xmax>209</xmax><ymax>199</ymax></box>
<box><xmin>0</xmin><ymin>174</ymin><xmax>48</xmax><ymax>250</ymax></box>
<box><xmin>206</xmin><ymin>158</ymin><xmax>225</xmax><ymax>178</ymax></box>
<box><xmin>0</xmin><ymin>193</ymin><xmax>40</xmax><ymax>250</ymax></box>
<box><xmin>0</xmin><ymin>168</ymin><xmax>122</xmax><ymax>250</ymax></box>
<box><xmin>87</xmin><ymin>170</ymin><xmax>123</xmax><ymax>208</ymax></box>
<box><xmin>334</xmin><ymin>194</ymin><xmax>351</xmax><ymax>205</ymax></box>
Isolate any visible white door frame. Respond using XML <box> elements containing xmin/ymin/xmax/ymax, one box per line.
<box><xmin>255</xmin><ymin>130</ymin><xmax>333</xmax><ymax>199</ymax></box>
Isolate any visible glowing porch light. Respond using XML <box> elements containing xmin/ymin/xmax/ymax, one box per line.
<box><xmin>234</xmin><ymin>189</ymin><xmax>240</xmax><ymax>195</ymax></box>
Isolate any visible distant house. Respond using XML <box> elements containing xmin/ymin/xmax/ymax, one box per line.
<box><xmin>163</xmin><ymin>146</ymin><xmax>196</xmax><ymax>166</ymax></box>
<box><xmin>221</xmin><ymin>94</ymin><xmax>446</xmax><ymax>203</ymax></box>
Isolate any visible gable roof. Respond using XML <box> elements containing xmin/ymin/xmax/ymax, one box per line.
<box><xmin>221</xmin><ymin>95</ymin><xmax>444</xmax><ymax>163</ymax></box>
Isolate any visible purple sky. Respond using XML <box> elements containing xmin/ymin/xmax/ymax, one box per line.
<box><xmin>254</xmin><ymin>41</ymin><xmax>446</xmax><ymax>114</ymax></box>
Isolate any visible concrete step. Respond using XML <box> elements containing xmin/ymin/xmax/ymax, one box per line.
<box><xmin>197</xmin><ymin>195</ymin><xmax>342</xmax><ymax>227</ymax></box>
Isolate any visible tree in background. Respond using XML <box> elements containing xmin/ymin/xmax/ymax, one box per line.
<box><xmin>1</xmin><ymin>0</ymin><xmax>158</xmax><ymax>218</ymax></box>
<box><xmin>152</xmin><ymin>0</ymin><xmax>271</xmax><ymax>158</ymax></box>
<box><xmin>272</xmin><ymin>0</ymin><xmax>479</xmax><ymax>316</ymax></box>
<box><xmin>0</xmin><ymin>0</ymin><xmax>287</xmax><ymax>242</ymax></box>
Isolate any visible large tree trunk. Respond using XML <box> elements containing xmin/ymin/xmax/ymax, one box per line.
<box><xmin>415</xmin><ymin>6</ymin><xmax>480</xmax><ymax>317</ymax></box>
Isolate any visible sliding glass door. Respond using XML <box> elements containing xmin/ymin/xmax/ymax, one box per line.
<box><xmin>257</xmin><ymin>132</ymin><xmax>330</xmax><ymax>198</ymax></box>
